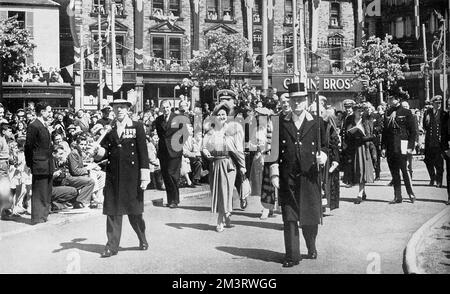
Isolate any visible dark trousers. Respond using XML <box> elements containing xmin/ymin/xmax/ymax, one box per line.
<box><xmin>31</xmin><ymin>175</ymin><xmax>53</xmax><ymax>224</ymax></box>
<box><xmin>63</xmin><ymin>175</ymin><xmax>95</xmax><ymax>204</ymax></box>
<box><xmin>446</xmin><ymin>158</ymin><xmax>450</xmax><ymax>201</ymax></box>
<box><xmin>283</xmin><ymin>221</ymin><xmax>318</xmax><ymax>262</ymax></box>
<box><xmin>425</xmin><ymin>147</ymin><xmax>444</xmax><ymax>183</ymax></box>
<box><xmin>189</xmin><ymin>157</ymin><xmax>203</xmax><ymax>181</ymax></box>
<box><xmin>51</xmin><ymin>186</ymin><xmax>78</xmax><ymax>210</ymax></box>
<box><xmin>160</xmin><ymin>157</ymin><xmax>181</xmax><ymax>204</ymax></box>
<box><xmin>106</xmin><ymin>214</ymin><xmax>147</xmax><ymax>251</ymax></box>
<box><xmin>387</xmin><ymin>154</ymin><xmax>414</xmax><ymax>200</ymax></box>
<box><xmin>374</xmin><ymin>147</ymin><xmax>382</xmax><ymax>178</ymax></box>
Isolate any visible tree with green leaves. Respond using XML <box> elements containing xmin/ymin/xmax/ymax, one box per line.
<box><xmin>189</xmin><ymin>30</ymin><xmax>249</xmax><ymax>90</ymax></box>
<box><xmin>352</xmin><ymin>35</ymin><xmax>410</xmax><ymax>104</ymax></box>
<box><xmin>0</xmin><ymin>15</ymin><xmax>35</xmax><ymax>82</ymax></box>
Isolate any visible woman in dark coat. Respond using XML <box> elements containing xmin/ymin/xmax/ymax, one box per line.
<box><xmin>322</xmin><ymin>109</ymin><xmax>341</xmax><ymax>210</ymax></box>
<box><xmin>343</xmin><ymin>104</ymin><xmax>375</xmax><ymax>204</ymax></box>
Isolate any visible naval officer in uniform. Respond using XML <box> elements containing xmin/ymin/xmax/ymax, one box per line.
<box><xmin>93</xmin><ymin>99</ymin><xmax>150</xmax><ymax>257</ymax></box>
<box><xmin>270</xmin><ymin>84</ymin><xmax>328</xmax><ymax>268</ymax></box>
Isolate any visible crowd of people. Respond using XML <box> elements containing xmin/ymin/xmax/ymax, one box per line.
<box><xmin>7</xmin><ymin>63</ymin><xmax>64</xmax><ymax>84</ymax></box>
<box><xmin>0</xmin><ymin>89</ymin><xmax>449</xmax><ymax>225</ymax></box>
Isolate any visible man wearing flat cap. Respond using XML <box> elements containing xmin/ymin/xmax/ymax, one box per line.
<box><xmin>423</xmin><ymin>95</ymin><xmax>445</xmax><ymax>187</ymax></box>
<box><xmin>93</xmin><ymin>99</ymin><xmax>150</xmax><ymax>257</ymax></box>
<box><xmin>270</xmin><ymin>89</ymin><xmax>327</xmax><ymax>268</ymax></box>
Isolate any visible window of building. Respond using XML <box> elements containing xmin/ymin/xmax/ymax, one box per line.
<box><xmin>206</xmin><ymin>0</ymin><xmax>234</xmax><ymax>21</ymax></box>
<box><xmin>169</xmin><ymin>0</ymin><xmax>181</xmax><ymax>17</ymax></box>
<box><xmin>92</xmin><ymin>0</ymin><xmax>106</xmax><ymax>15</ymax></box>
<box><xmin>253</xmin><ymin>1</ymin><xmax>261</xmax><ymax>23</ymax></box>
<box><xmin>153</xmin><ymin>0</ymin><xmax>165</xmax><ymax>16</ymax></box>
<box><xmin>328</xmin><ymin>35</ymin><xmax>343</xmax><ymax>71</ymax></box>
<box><xmin>92</xmin><ymin>34</ymin><xmax>125</xmax><ymax>67</ymax></box>
<box><xmin>8</xmin><ymin>11</ymin><xmax>25</xmax><ymax>29</ymax></box>
<box><xmin>151</xmin><ymin>35</ymin><xmax>182</xmax><ymax>64</ymax></box>
<box><xmin>395</xmin><ymin>17</ymin><xmax>404</xmax><ymax>38</ymax></box>
<box><xmin>329</xmin><ymin>2</ymin><xmax>340</xmax><ymax>27</ymax></box>
<box><xmin>253</xmin><ymin>30</ymin><xmax>262</xmax><ymax>67</ymax></box>
<box><xmin>284</xmin><ymin>34</ymin><xmax>293</xmax><ymax>72</ymax></box>
<box><xmin>115</xmin><ymin>0</ymin><xmax>125</xmax><ymax>16</ymax></box>
<box><xmin>285</xmin><ymin>0</ymin><xmax>293</xmax><ymax>25</ymax></box>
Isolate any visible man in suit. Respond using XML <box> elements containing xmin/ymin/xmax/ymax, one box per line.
<box><xmin>381</xmin><ymin>95</ymin><xmax>417</xmax><ymax>204</ymax></box>
<box><xmin>270</xmin><ymin>88</ymin><xmax>327</xmax><ymax>268</ymax></box>
<box><xmin>97</xmin><ymin>106</ymin><xmax>113</xmax><ymax>127</ymax></box>
<box><xmin>25</xmin><ymin>102</ymin><xmax>54</xmax><ymax>224</ymax></box>
<box><xmin>440</xmin><ymin>102</ymin><xmax>450</xmax><ymax>205</ymax></box>
<box><xmin>423</xmin><ymin>95</ymin><xmax>445</xmax><ymax>187</ymax></box>
<box><xmin>93</xmin><ymin>99</ymin><xmax>150</xmax><ymax>257</ymax></box>
<box><xmin>153</xmin><ymin>100</ymin><xmax>185</xmax><ymax>208</ymax></box>
<box><xmin>340</xmin><ymin>99</ymin><xmax>355</xmax><ymax>187</ymax></box>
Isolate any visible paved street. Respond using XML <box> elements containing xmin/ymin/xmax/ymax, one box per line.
<box><xmin>0</xmin><ymin>158</ymin><xmax>448</xmax><ymax>274</ymax></box>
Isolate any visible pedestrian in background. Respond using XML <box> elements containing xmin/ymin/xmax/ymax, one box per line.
<box><xmin>25</xmin><ymin>102</ymin><xmax>54</xmax><ymax>224</ymax></box>
<box><xmin>382</xmin><ymin>95</ymin><xmax>416</xmax><ymax>204</ymax></box>
<box><xmin>423</xmin><ymin>95</ymin><xmax>445</xmax><ymax>187</ymax></box>
<box><xmin>343</xmin><ymin>104</ymin><xmax>375</xmax><ymax>204</ymax></box>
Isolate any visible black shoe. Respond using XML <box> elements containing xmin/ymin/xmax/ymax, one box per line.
<box><xmin>362</xmin><ymin>192</ymin><xmax>367</xmax><ymax>201</ymax></box>
<box><xmin>389</xmin><ymin>199</ymin><xmax>403</xmax><ymax>204</ymax></box>
<box><xmin>282</xmin><ymin>260</ymin><xmax>300</xmax><ymax>268</ymax></box>
<box><xmin>1</xmin><ymin>209</ymin><xmax>14</xmax><ymax>221</ymax></box>
<box><xmin>354</xmin><ymin>197</ymin><xmax>362</xmax><ymax>205</ymax></box>
<box><xmin>188</xmin><ymin>183</ymin><xmax>196</xmax><ymax>188</ymax></box>
<box><xmin>446</xmin><ymin>200</ymin><xmax>450</xmax><ymax>205</ymax></box>
<box><xmin>192</xmin><ymin>180</ymin><xmax>201</xmax><ymax>186</ymax></box>
<box><xmin>101</xmin><ymin>247</ymin><xmax>118</xmax><ymax>258</ymax></box>
<box><xmin>139</xmin><ymin>242</ymin><xmax>149</xmax><ymax>251</ymax></box>
<box><xmin>169</xmin><ymin>203</ymin><xmax>178</xmax><ymax>209</ymax></box>
<box><xmin>436</xmin><ymin>182</ymin><xmax>443</xmax><ymax>188</ymax></box>
<box><xmin>429</xmin><ymin>180</ymin><xmax>435</xmax><ymax>186</ymax></box>
<box><xmin>307</xmin><ymin>251</ymin><xmax>318</xmax><ymax>259</ymax></box>
<box><xmin>73</xmin><ymin>202</ymin><xmax>85</xmax><ymax>209</ymax></box>
<box><xmin>409</xmin><ymin>194</ymin><xmax>416</xmax><ymax>204</ymax></box>
<box><xmin>388</xmin><ymin>181</ymin><xmax>393</xmax><ymax>186</ymax></box>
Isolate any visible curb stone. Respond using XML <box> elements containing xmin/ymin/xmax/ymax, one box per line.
<box><xmin>404</xmin><ymin>206</ymin><xmax>450</xmax><ymax>274</ymax></box>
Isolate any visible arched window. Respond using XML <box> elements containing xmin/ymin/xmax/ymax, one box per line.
<box><xmin>329</xmin><ymin>2</ymin><xmax>341</xmax><ymax>27</ymax></box>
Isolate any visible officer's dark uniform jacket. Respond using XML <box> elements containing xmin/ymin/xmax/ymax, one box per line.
<box><xmin>97</xmin><ymin>117</ymin><xmax>150</xmax><ymax>215</ymax></box>
<box><xmin>381</xmin><ymin>105</ymin><xmax>417</xmax><ymax>155</ymax></box>
<box><xmin>270</xmin><ymin>111</ymin><xmax>327</xmax><ymax>225</ymax></box>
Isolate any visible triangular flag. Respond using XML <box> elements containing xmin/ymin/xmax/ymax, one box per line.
<box><xmin>65</xmin><ymin>64</ymin><xmax>74</xmax><ymax>78</ymax></box>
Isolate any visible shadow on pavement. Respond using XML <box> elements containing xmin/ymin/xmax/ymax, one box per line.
<box><xmin>339</xmin><ymin>197</ymin><xmax>391</xmax><ymax>204</ymax></box>
<box><xmin>215</xmin><ymin>246</ymin><xmax>285</xmax><ymax>264</ymax></box>
<box><xmin>53</xmin><ymin>238</ymin><xmax>141</xmax><ymax>255</ymax></box>
<box><xmin>231</xmin><ymin>220</ymin><xmax>283</xmax><ymax>231</ymax></box>
<box><xmin>414</xmin><ymin>198</ymin><xmax>448</xmax><ymax>204</ymax></box>
<box><xmin>166</xmin><ymin>222</ymin><xmax>214</xmax><ymax>231</ymax></box>
<box><xmin>174</xmin><ymin>206</ymin><xmax>211</xmax><ymax>212</ymax></box>
<box><xmin>231</xmin><ymin>211</ymin><xmax>264</xmax><ymax>219</ymax></box>
<box><xmin>443</xmin><ymin>251</ymin><xmax>450</xmax><ymax>259</ymax></box>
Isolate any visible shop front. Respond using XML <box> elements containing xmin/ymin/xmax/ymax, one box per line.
<box><xmin>1</xmin><ymin>82</ymin><xmax>73</xmax><ymax>112</ymax></box>
<box><xmin>271</xmin><ymin>74</ymin><xmax>362</xmax><ymax>110</ymax></box>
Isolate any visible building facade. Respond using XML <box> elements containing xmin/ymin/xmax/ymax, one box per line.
<box><xmin>0</xmin><ymin>0</ymin><xmax>73</xmax><ymax>111</ymax></box>
<box><xmin>370</xmin><ymin>0</ymin><xmax>450</xmax><ymax>108</ymax></box>
<box><xmin>69</xmin><ymin>0</ymin><xmax>363</xmax><ymax>111</ymax></box>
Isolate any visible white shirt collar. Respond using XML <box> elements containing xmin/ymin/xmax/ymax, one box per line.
<box><xmin>116</xmin><ymin>116</ymin><xmax>132</xmax><ymax>128</ymax></box>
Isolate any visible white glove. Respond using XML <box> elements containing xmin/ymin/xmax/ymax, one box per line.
<box><xmin>271</xmin><ymin>176</ymin><xmax>280</xmax><ymax>189</ymax></box>
<box><xmin>316</xmin><ymin>151</ymin><xmax>328</xmax><ymax>166</ymax></box>
<box><xmin>140</xmin><ymin>180</ymin><xmax>150</xmax><ymax>190</ymax></box>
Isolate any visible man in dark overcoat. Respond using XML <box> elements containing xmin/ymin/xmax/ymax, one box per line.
<box><xmin>270</xmin><ymin>92</ymin><xmax>327</xmax><ymax>268</ymax></box>
<box><xmin>94</xmin><ymin>99</ymin><xmax>150</xmax><ymax>258</ymax></box>
<box><xmin>381</xmin><ymin>95</ymin><xmax>417</xmax><ymax>204</ymax></box>
<box><xmin>25</xmin><ymin>102</ymin><xmax>54</xmax><ymax>225</ymax></box>
<box><xmin>423</xmin><ymin>95</ymin><xmax>445</xmax><ymax>187</ymax></box>
<box><xmin>153</xmin><ymin>100</ymin><xmax>185</xmax><ymax>208</ymax></box>
<box><xmin>440</xmin><ymin>104</ymin><xmax>450</xmax><ymax>205</ymax></box>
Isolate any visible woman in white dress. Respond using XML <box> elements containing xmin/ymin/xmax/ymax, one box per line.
<box><xmin>202</xmin><ymin>103</ymin><xmax>246</xmax><ymax>232</ymax></box>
